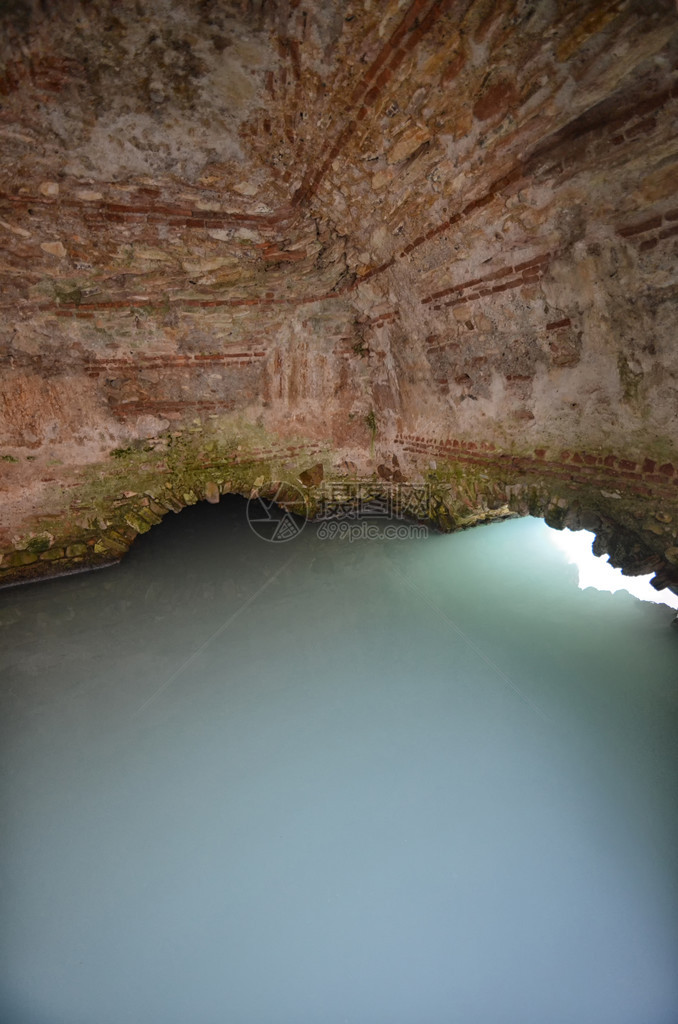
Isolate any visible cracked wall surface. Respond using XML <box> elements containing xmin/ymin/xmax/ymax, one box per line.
<box><xmin>0</xmin><ymin>0</ymin><xmax>677</xmax><ymax>591</ymax></box>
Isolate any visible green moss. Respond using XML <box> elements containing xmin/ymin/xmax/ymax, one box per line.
<box><xmin>124</xmin><ymin>512</ymin><xmax>153</xmax><ymax>534</ymax></box>
<box><xmin>1</xmin><ymin>454</ymin><xmax>18</xmax><ymax>462</ymax></box>
<box><xmin>68</xmin><ymin>422</ymin><xmax>334</xmax><ymax>545</ymax></box>
<box><xmin>132</xmin><ymin>304</ymin><xmax>156</xmax><ymax>319</ymax></box>
<box><xmin>39</xmin><ymin>547</ymin><xmax>65</xmax><ymax>561</ymax></box>
<box><xmin>6</xmin><ymin>550</ymin><xmax>38</xmax><ymax>567</ymax></box>
<box><xmin>66</xmin><ymin>543</ymin><xmax>88</xmax><ymax>557</ymax></box>
<box><xmin>54</xmin><ymin>286</ymin><xmax>83</xmax><ymax>307</ymax></box>
<box><xmin>617</xmin><ymin>353</ymin><xmax>643</xmax><ymax>403</ymax></box>
<box><xmin>364</xmin><ymin>410</ymin><xmax>377</xmax><ymax>457</ymax></box>
<box><xmin>25</xmin><ymin>535</ymin><xmax>51</xmax><ymax>554</ymax></box>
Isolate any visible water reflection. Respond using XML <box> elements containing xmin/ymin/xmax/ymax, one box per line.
<box><xmin>1</xmin><ymin>500</ymin><xmax>677</xmax><ymax>1024</ymax></box>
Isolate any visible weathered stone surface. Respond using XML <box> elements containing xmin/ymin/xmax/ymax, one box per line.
<box><xmin>299</xmin><ymin>463</ymin><xmax>324</xmax><ymax>488</ymax></box>
<box><xmin>665</xmin><ymin>547</ymin><xmax>678</xmax><ymax>566</ymax></box>
<box><xmin>0</xmin><ymin>0</ymin><xmax>676</xmax><ymax>593</ymax></box>
<box><xmin>204</xmin><ymin>481</ymin><xmax>220</xmax><ymax>504</ymax></box>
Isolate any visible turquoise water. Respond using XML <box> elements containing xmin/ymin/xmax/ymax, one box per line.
<box><xmin>1</xmin><ymin>501</ymin><xmax>677</xmax><ymax>1024</ymax></box>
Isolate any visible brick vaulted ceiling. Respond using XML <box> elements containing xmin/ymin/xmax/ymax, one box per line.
<box><xmin>0</xmin><ymin>0</ymin><xmax>677</xmax><ymax>590</ymax></box>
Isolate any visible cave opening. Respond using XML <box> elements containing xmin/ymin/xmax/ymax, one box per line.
<box><xmin>1</xmin><ymin>498</ymin><xmax>677</xmax><ymax>1023</ymax></box>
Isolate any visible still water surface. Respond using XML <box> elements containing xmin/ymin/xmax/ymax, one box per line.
<box><xmin>1</xmin><ymin>500</ymin><xmax>677</xmax><ymax>1024</ymax></box>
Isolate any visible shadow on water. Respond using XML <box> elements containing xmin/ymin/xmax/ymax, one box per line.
<box><xmin>1</xmin><ymin>497</ymin><xmax>677</xmax><ymax>1024</ymax></box>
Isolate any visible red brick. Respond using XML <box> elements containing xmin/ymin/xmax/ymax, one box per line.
<box><xmin>462</xmin><ymin>192</ymin><xmax>494</xmax><ymax>215</ymax></box>
<box><xmin>104</xmin><ymin>202</ymin><xmax>139</xmax><ymax>214</ymax></box>
<box><xmin>514</xmin><ymin>253</ymin><xmax>550</xmax><ymax>272</ymax></box>
<box><xmin>491</xmin><ymin>278</ymin><xmax>521</xmax><ymax>293</ymax></box>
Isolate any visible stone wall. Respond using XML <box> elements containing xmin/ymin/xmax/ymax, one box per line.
<box><xmin>0</xmin><ymin>0</ymin><xmax>677</xmax><ymax>591</ymax></box>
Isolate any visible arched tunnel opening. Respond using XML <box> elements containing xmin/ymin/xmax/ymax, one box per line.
<box><xmin>1</xmin><ymin>496</ymin><xmax>677</xmax><ymax>1023</ymax></box>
